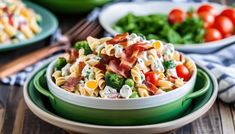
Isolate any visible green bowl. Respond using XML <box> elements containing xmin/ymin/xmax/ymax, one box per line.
<box><xmin>31</xmin><ymin>63</ymin><xmax>210</xmax><ymax>126</ymax></box>
<box><xmin>27</xmin><ymin>0</ymin><xmax>113</xmax><ymax>14</ymax></box>
<box><xmin>23</xmin><ymin>60</ymin><xmax>217</xmax><ymax>133</ymax></box>
<box><xmin>0</xmin><ymin>1</ymin><xmax>58</xmax><ymax>52</ymax></box>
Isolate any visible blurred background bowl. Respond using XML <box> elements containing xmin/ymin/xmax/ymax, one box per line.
<box><xmin>28</xmin><ymin>0</ymin><xmax>112</xmax><ymax>14</ymax></box>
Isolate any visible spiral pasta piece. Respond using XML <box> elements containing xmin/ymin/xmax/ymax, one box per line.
<box><xmin>104</xmin><ymin>44</ymin><xmax>115</xmax><ymax>56</ymax></box>
<box><xmin>185</xmin><ymin>59</ymin><xmax>195</xmax><ymax>73</ymax></box>
<box><xmin>52</xmin><ymin>71</ymin><xmax>65</xmax><ymax>86</ymax></box>
<box><xmin>83</xmin><ymin>54</ymin><xmax>100</xmax><ymax>66</ymax></box>
<box><xmin>158</xmin><ymin>80</ymin><xmax>173</xmax><ymax>90</ymax></box>
<box><xmin>131</xmin><ymin>66</ymin><xmax>142</xmax><ymax>84</ymax></box>
<box><xmin>147</xmin><ymin>49</ymin><xmax>158</xmax><ymax>61</ymax></box>
<box><xmin>175</xmin><ymin>78</ymin><xmax>184</xmax><ymax>88</ymax></box>
<box><xmin>87</xmin><ymin>36</ymin><xmax>100</xmax><ymax>51</ymax></box>
<box><xmin>136</xmin><ymin>84</ymin><xmax>149</xmax><ymax>97</ymax></box>
<box><xmin>93</xmin><ymin>67</ymin><xmax>105</xmax><ymax>90</ymax></box>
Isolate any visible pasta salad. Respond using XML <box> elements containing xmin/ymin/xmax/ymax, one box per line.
<box><xmin>0</xmin><ymin>0</ymin><xmax>41</xmax><ymax>44</ymax></box>
<box><xmin>52</xmin><ymin>33</ymin><xmax>194</xmax><ymax>99</ymax></box>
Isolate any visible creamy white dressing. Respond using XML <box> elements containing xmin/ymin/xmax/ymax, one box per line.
<box><xmin>166</xmin><ymin>68</ymin><xmax>178</xmax><ymax>77</ymax></box>
<box><xmin>81</xmin><ymin>64</ymin><xmax>94</xmax><ymax>81</ymax></box>
<box><xmin>95</xmin><ymin>43</ymin><xmax>105</xmax><ymax>54</ymax></box>
<box><xmin>151</xmin><ymin>58</ymin><xmax>165</xmax><ymax>73</ymax></box>
<box><xmin>103</xmin><ymin>86</ymin><xmax>118</xmax><ymax>97</ymax></box>
<box><xmin>61</xmin><ymin>63</ymin><xmax>71</xmax><ymax>77</ymax></box>
<box><xmin>120</xmin><ymin>85</ymin><xmax>132</xmax><ymax>98</ymax></box>
<box><xmin>127</xmin><ymin>33</ymin><xmax>143</xmax><ymax>45</ymax></box>
<box><xmin>163</xmin><ymin>43</ymin><xmax>174</xmax><ymax>61</ymax></box>
<box><xmin>114</xmin><ymin>44</ymin><xmax>123</xmax><ymax>58</ymax></box>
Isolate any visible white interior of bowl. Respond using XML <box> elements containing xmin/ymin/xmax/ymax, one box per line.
<box><xmin>46</xmin><ymin>56</ymin><xmax>197</xmax><ymax>110</ymax></box>
<box><xmin>99</xmin><ymin>1</ymin><xmax>233</xmax><ymax>53</ymax></box>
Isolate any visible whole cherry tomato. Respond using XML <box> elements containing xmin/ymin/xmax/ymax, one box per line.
<box><xmin>145</xmin><ymin>71</ymin><xmax>159</xmax><ymax>86</ymax></box>
<box><xmin>213</xmin><ymin>16</ymin><xmax>234</xmax><ymax>36</ymax></box>
<box><xmin>220</xmin><ymin>8</ymin><xmax>235</xmax><ymax>25</ymax></box>
<box><xmin>168</xmin><ymin>8</ymin><xmax>186</xmax><ymax>24</ymax></box>
<box><xmin>176</xmin><ymin>64</ymin><xmax>191</xmax><ymax>81</ymax></box>
<box><xmin>198</xmin><ymin>12</ymin><xmax>215</xmax><ymax>28</ymax></box>
<box><xmin>197</xmin><ymin>4</ymin><xmax>217</xmax><ymax>15</ymax></box>
<box><xmin>204</xmin><ymin>28</ymin><xmax>222</xmax><ymax>42</ymax></box>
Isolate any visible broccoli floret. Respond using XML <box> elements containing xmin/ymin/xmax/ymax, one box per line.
<box><xmin>55</xmin><ymin>57</ymin><xmax>67</xmax><ymax>70</ymax></box>
<box><xmin>105</xmin><ymin>71</ymin><xmax>125</xmax><ymax>90</ymax></box>
<box><xmin>163</xmin><ymin>60</ymin><xmax>175</xmax><ymax>69</ymax></box>
<box><xmin>74</xmin><ymin>41</ymin><xmax>92</xmax><ymax>55</ymax></box>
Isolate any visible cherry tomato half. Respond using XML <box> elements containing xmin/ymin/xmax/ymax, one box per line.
<box><xmin>198</xmin><ymin>12</ymin><xmax>215</xmax><ymax>28</ymax></box>
<box><xmin>197</xmin><ymin>4</ymin><xmax>217</xmax><ymax>15</ymax></box>
<box><xmin>204</xmin><ymin>28</ymin><xmax>222</xmax><ymax>42</ymax></box>
<box><xmin>213</xmin><ymin>16</ymin><xmax>234</xmax><ymax>36</ymax></box>
<box><xmin>168</xmin><ymin>8</ymin><xmax>186</xmax><ymax>24</ymax></box>
<box><xmin>220</xmin><ymin>8</ymin><xmax>235</xmax><ymax>25</ymax></box>
<box><xmin>145</xmin><ymin>71</ymin><xmax>159</xmax><ymax>86</ymax></box>
<box><xmin>176</xmin><ymin>64</ymin><xmax>191</xmax><ymax>81</ymax></box>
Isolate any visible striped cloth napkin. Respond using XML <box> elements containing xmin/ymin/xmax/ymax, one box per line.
<box><xmin>1</xmin><ymin>5</ymin><xmax>235</xmax><ymax>104</ymax></box>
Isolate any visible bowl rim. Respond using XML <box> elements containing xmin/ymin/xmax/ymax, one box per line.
<box><xmin>23</xmin><ymin>60</ymin><xmax>218</xmax><ymax>133</ymax></box>
<box><xmin>46</xmin><ymin>55</ymin><xmax>197</xmax><ymax>101</ymax></box>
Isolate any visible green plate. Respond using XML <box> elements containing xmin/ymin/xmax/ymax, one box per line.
<box><xmin>28</xmin><ymin>0</ymin><xmax>113</xmax><ymax>14</ymax></box>
<box><xmin>23</xmin><ymin>61</ymin><xmax>217</xmax><ymax>133</ymax></box>
<box><xmin>0</xmin><ymin>1</ymin><xmax>58</xmax><ymax>52</ymax></box>
<box><xmin>27</xmin><ymin>65</ymin><xmax>213</xmax><ymax>124</ymax></box>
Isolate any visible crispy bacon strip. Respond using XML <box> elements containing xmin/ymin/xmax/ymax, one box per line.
<box><xmin>143</xmin><ymin>80</ymin><xmax>158</xmax><ymax>95</ymax></box>
<box><xmin>62</xmin><ymin>77</ymin><xmax>80</xmax><ymax>92</ymax></box>
<box><xmin>106</xmin><ymin>32</ymin><xmax>129</xmax><ymax>47</ymax></box>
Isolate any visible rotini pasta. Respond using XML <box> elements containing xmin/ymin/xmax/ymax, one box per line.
<box><xmin>136</xmin><ymin>84</ymin><xmax>149</xmax><ymax>97</ymax></box>
<box><xmin>0</xmin><ymin>0</ymin><xmax>41</xmax><ymax>44</ymax></box>
<box><xmin>93</xmin><ymin>67</ymin><xmax>105</xmax><ymax>90</ymax></box>
<box><xmin>52</xmin><ymin>71</ymin><xmax>66</xmax><ymax>86</ymax></box>
<box><xmin>131</xmin><ymin>65</ymin><xmax>143</xmax><ymax>84</ymax></box>
<box><xmin>158</xmin><ymin>80</ymin><xmax>174</xmax><ymax>90</ymax></box>
<box><xmin>52</xmin><ymin>33</ymin><xmax>194</xmax><ymax>99</ymax></box>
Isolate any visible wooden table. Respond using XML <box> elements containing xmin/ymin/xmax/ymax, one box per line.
<box><xmin>1</xmin><ymin>1</ymin><xmax>235</xmax><ymax>133</ymax></box>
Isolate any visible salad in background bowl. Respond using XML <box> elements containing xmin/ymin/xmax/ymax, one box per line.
<box><xmin>99</xmin><ymin>1</ymin><xmax>235</xmax><ymax>53</ymax></box>
<box><xmin>33</xmin><ymin>33</ymin><xmax>211</xmax><ymax>125</ymax></box>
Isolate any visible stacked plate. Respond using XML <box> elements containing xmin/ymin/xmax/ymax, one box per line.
<box><xmin>23</xmin><ymin>58</ymin><xmax>218</xmax><ymax>134</ymax></box>
<box><xmin>0</xmin><ymin>1</ymin><xmax>58</xmax><ymax>52</ymax></box>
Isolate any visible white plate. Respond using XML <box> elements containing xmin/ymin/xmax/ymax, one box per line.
<box><xmin>99</xmin><ymin>1</ymin><xmax>233</xmax><ymax>53</ymax></box>
<box><xmin>23</xmin><ymin>61</ymin><xmax>218</xmax><ymax>134</ymax></box>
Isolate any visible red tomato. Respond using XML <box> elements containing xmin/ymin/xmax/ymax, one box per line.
<box><xmin>213</xmin><ymin>16</ymin><xmax>234</xmax><ymax>36</ymax></box>
<box><xmin>204</xmin><ymin>28</ymin><xmax>222</xmax><ymax>42</ymax></box>
<box><xmin>197</xmin><ymin>4</ymin><xmax>217</xmax><ymax>15</ymax></box>
<box><xmin>145</xmin><ymin>71</ymin><xmax>159</xmax><ymax>86</ymax></box>
<box><xmin>168</xmin><ymin>8</ymin><xmax>186</xmax><ymax>24</ymax></box>
<box><xmin>176</xmin><ymin>64</ymin><xmax>191</xmax><ymax>81</ymax></box>
<box><xmin>198</xmin><ymin>12</ymin><xmax>215</xmax><ymax>28</ymax></box>
<box><xmin>220</xmin><ymin>8</ymin><xmax>235</xmax><ymax>25</ymax></box>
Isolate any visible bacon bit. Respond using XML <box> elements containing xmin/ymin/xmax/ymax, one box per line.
<box><xmin>106</xmin><ymin>32</ymin><xmax>129</xmax><ymax>47</ymax></box>
<box><xmin>108</xmin><ymin>59</ymin><xmax>130</xmax><ymax>78</ymax></box>
<box><xmin>78</xmin><ymin>62</ymin><xmax>85</xmax><ymax>77</ymax></box>
<box><xmin>67</xmin><ymin>48</ymin><xmax>78</xmax><ymax>64</ymax></box>
<box><xmin>62</xmin><ymin>77</ymin><xmax>80</xmax><ymax>92</ymax></box>
<box><xmin>168</xmin><ymin>76</ymin><xmax>176</xmax><ymax>83</ymax></box>
<box><xmin>180</xmin><ymin>53</ymin><xmax>183</xmax><ymax>62</ymax></box>
<box><xmin>94</xmin><ymin>54</ymin><xmax>110</xmax><ymax>72</ymax></box>
<box><xmin>8</xmin><ymin>14</ymin><xmax>14</xmax><ymax>26</ymax></box>
<box><xmin>144</xmin><ymin>80</ymin><xmax>158</xmax><ymax>95</ymax></box>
